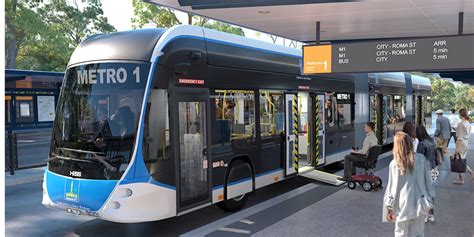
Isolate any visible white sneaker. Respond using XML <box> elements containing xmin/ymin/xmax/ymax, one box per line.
<box><xmin>427</xmin><ymin>214</ymin><xmax>435</xmax><ymax>222</ymax></box>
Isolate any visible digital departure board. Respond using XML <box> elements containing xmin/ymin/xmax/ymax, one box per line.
<box><xmin>303</xmin><ymin>35</ymin><xmax>474</xmax><ymax>74</ymax></box>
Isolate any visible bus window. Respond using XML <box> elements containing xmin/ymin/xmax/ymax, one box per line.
<box><xmin>259</xmin><ymin>90</ymin><xmax>284</xmax><ymax>137</ymax></box>
<box><xmin>325</xmin><ymin>93</ymin><xmax>336</xmax><ymax>128</ymax></box>
<box><xmin>143</xmin><ymin>89</ymin><xmax>170</xmax><ymax>162</ymax></box>
<box><xmin>336</xmin><ymin>93</ymin><xmax>354</xmax><ymax>129</ymax></box>
<box><xmin>423</xmin><ymin>96</ymin><xmax>433</xmax><ymax>130</ymax></box>
<box><xmin>213</xmin><ymin>90</ymin><xmax>255</xmax><ymax>142</ymax></box>
<box><xmin>393</xmin><ymin>95</ymin><xmax>406</xmax><ymax>122</ymax></box>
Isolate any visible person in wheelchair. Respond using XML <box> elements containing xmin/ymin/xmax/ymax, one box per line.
<box><xmin>339</xmin><ymin>122</ymin><xmax>378</xmax><ymax>181</ymax></box>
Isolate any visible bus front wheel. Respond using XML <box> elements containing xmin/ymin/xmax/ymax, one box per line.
<box><xmin>217</xmin><ymin>193</ymin><xmax>248</xmax><ymax>212</ymax></box>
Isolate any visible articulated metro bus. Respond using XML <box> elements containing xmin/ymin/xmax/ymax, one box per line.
<box><xmin>43</xmin><ymin>25</ymin><xmax>431</xmax><ymax>223</ymax></box>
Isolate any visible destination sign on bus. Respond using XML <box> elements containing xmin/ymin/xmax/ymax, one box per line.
<box><xmin>303</xmin><ymin>34</ymin><xmax>474</xmax><ymax>74</ymax></box>
<box><xmin>77</xmin><ymin>66</ymin><xmax>141</xmax><ymax>84</ymax></box>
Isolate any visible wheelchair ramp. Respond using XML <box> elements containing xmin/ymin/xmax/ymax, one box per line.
<box><xmin>301</xmin><ymin>170</ymin><xmax>346</xmax><ymax>186</ymax></box>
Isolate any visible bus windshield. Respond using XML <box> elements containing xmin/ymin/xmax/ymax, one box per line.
<box><xmin>49</xmin><ymin>62</ymin><xmax>150</xmax><ymax>180</ymax></box>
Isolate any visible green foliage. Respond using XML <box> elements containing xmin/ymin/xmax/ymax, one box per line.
<box><xmin>38</xmin><ymin>0</ymin><xmax>116</xmax><ymax>47</ymax></box>
<box><xmin>5</xmin><ymin>0</ymin><xmax>46</xmax><ymax>68</ymax></box>
<box><xmin>413</xmin><ymin>72</ymin><xmax>474</xmax><ymax>111</ymax></box>
<box><xmin>430</xmin><ymin>76</ymin><xmax>456</xmax><ymax>111</ymax></box>
<box><xmin>455</xmin><ymin>85</ymin><xmax>474</xmax><ymax>111</ymax></box>
<box><xmin>5</xmin><ymin>0</ymin><xmax>115</xmax><ymax>71</ymax></box>
<box><xmin>131</xmin><ymin>0</ymin><xmax>181</xmax><ymax>28</ymax></box>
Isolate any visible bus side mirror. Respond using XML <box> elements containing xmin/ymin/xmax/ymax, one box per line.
<box><xmin>174</xmin><ymin>63</ymin><xmax>191</xmax><ymax>75</ymax></box>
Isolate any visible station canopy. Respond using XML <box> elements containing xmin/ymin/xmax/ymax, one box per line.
<box><xmin>147</xmin><ymin>0</ymin><xmax>473</xmax><ymax>85</ymax></box>
<box><xmin>147</xmin><ymin>0</ymin><xmax>473</xmax><ymax>42</ymax></box>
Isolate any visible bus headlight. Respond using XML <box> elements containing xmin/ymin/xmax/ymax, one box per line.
<box><xmin>111</xmin><ymin>201</ymin><xmax>121</xmax><ymax>209</ymax></box>
<box><xmin>126</xmin><ymin>188</ymin><xmax>133</xmax><ymax>197</ymax></box>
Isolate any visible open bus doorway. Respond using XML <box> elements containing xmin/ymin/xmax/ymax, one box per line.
<box><xmin>284</xmin><ymin>92</ymin><xmax>325</xmax><ymax>175</ymax></box>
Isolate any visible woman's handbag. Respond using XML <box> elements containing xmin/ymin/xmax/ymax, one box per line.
<box><xmin>450</xmin><ymin>153</ymin><xmax>467</xmax><ymax>173</ymax></box>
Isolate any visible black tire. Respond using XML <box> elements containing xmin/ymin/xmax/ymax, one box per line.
<box><xmin>375</xmin><ymin>178</ymin><xmax>383</xmax><ymax>188</ymax></box>
<box><xmin>347</xmin><ymin>181</ymin><xmax>357</xmax><ymax>189</ymax></box>
<box><xmin>362</xmin><ymin>181</ymin><xmax>372</xmax><ymax>192</ymax></box>
<box><xmin>217</xmin><ymin>159</ymin><xmax>252</xmax><ymax>212</ymax></box>
<box><xmin>216</xmin><ymin>193</ymin><xmax>248</xmax><ymax>212</ymax></box>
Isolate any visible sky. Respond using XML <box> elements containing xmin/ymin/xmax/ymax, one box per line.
<box><xmin>100</xmin><ymin>0</ymin><xmax>302</xmax><ymax>48</ymax></box>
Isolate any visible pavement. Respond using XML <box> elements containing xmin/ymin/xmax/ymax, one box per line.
<box><xmin>5</xmin><ymin>119</ymin><xmax>473</xmax><ymax>236</ymax></box>
<box><xmin>5</xmin><ymin>128</ymin><xmax>473</xmax><ymax>236</ymax></box>
<box><xmin>5</xmin><ymin>167</ymin><xmax>45</xmax><ymax>187</ymax></box>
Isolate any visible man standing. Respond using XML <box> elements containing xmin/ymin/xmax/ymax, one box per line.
<box><xmin>434</xmin><ymin>109</ymin><xmax>451</xmax><ymax>154</ymax></box>
<box><xmin>338</xmin><ymin>122</ymin><xmax>378</xmax><ymax>181</ymax></box>
<box><xmin>448</xmin><ymin>108</ymin><xmax>459</xmax><ymax>144</ymax></box>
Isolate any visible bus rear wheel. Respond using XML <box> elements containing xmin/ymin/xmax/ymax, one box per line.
<box><xmin>216</xmin><ymin>193</ymin><xmax>248</xmax><ymax>212</ymax></box>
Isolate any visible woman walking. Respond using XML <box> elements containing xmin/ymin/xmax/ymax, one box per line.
<box><xmin>416</xmin><ymin>125</ymin><xmax>437</xmax><ymax>222</ymax></box>
<box><xmin>453</xmin><ymin>109</ymin><xmax>473</xmax><ymax>184</ymax></box>
<box><xmin>383</xmin><ymin>132</ymin><xmax>435</xmax><ymax>237</ymax></box>
<box><xmin>403</xmin><ymin>122</ymin><xmax>419</xmax><ymax>151</ymax></box>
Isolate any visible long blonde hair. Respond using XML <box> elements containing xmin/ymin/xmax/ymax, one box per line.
<box><xmin>393</xmin><ymin>132</ymin><xmax>415</xmax><ymax>175</ymax></box>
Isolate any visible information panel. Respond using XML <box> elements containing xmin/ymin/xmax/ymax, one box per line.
<box><xmin>303</xmin><ymin>35</ymin><xmax>474</xmax><ymax>74</ymax></box>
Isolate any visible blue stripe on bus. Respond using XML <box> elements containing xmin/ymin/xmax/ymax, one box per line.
<box><xmin>121</xmin><ymin>64</ymin><xmax>158</xmax><ymax>182</ymax></box>
<box><xmin>212</xmin><ymin>168</ymin><xmax>283</xmax><ymax>190</ymax></box>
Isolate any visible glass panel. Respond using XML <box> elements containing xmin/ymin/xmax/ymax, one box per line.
<box><xmin>336</xmin><ymin>93</ymin><xmax>353</xmax><ymax>127</ymax></box>
<box><xmin>387</xmin><ymin>96</ymin><xmax>395</xmax><ymax>124</ymax></box>
<box><xmin>48</xmin><ymin>62</ymin><xmax>149</xmax><ymax>180</ymax></box>
<box><xmin>5</xmin><ymin>99</ymin><xmax>12</xmax><ymax>124</ymax></box>
<box><xmin>15</xmin><ymin>96</ymin><xmax>35</xmax><ymax>123</ymax></box>
<box><xmin>318</xmin><ymin>96</ymin><xmax>325</xmax><ymax>131</ymax></box>
<box><xmin>423</xmin><ymin>96</ymin><xmax>433</xmax><ymax>131</ymax></box>
<box><xmin>143</xmin><ymin>90</ymin><xmax>173</xmax><ymax>185</ymax></box>
<box><xmin>260</xmin><ymin>91</ymin><xmax>284</xmax><ymax>137</ymax></box>
<box><xmin>393</xmin><ymin>95</ymin><xmax>406</xmax><ymax>122</ymax></box>
<box><xmin>287</xmin><ymin>100</ymin><xmax>294</xmax><ymax>135</ymax></box>
<box><xmin>325</xmin><ymin>93</ymin><xmax>336</xmax><ymax>127</ymax></box>
<box><xmin>213</xmin><ymin>90</ymin><xmax>255</xmax><ymax>141</ymax></box>
<box><xmin>179</xmin><ymin>101</ymin><xmax>208</xmax><ymax>205</ymax></box>
<box><xmin>37</xmin><ymin>96</ymin><xmax>56</xmax><ymax>122</ymax></box>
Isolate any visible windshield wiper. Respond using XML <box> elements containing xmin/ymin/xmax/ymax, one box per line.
<box><xmin>48</xmin><ymin>153</ymin><xmax>93</xmax><ymax>163</ymax></box>
<box><xmin>56</xmin><ymin>147</ymin><xmax>118</xmax><ymax>172</ymax></box>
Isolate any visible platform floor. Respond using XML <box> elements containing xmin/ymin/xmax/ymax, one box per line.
<box><xmin>5</xmin><ymin>128</ymin><xmax>474</xmax><ymax>237</ymax></box>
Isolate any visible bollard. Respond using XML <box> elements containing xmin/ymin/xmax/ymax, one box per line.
<box><xmin>8</xmin><ymin>131</ymin><xmax>15</xmax><ymax>175</ymax></box>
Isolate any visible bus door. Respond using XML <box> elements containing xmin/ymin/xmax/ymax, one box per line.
<box><xmin>171</xmin><ymin>88</ymin><xmax>211</xmax><ymax>212</ymax></box>
<box><xmin>312</xmin><ymin>94</ymin><xmax>326</xmax><ymax>166</ymax></box>
<box><xmin>285</xmin><ymin>93</ymin><xmax>298</xmax><ymax>176</ymax></box>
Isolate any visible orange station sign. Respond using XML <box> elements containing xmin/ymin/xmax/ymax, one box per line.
<box><xmin>303</xmin><ymin>45</ymin><xmax>332</xmax><ymax>74</ymax></box>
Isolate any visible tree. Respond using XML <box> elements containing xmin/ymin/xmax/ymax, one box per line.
<box><xmin>38</xmin><ymin>0</ymin><xmax>116</xmax><ymax>47</ymax></box>
<box><xmin>430</xmin><ymin>76</ymin><xmax>456</xmax><ymax>111</ymax></box>
<box><xmin>5</xmin><ymin>0</ymin><xmax>45</xmax><ymax>69</ymax></box>
<box><xmin>454</xmin><ymin>84</ymin><xmax>474</xmax><ymax>111</ymax></box>
<box><xmin>6</xmin><ymin>0</ymin><xmax>116</xmax><ymax>71</ymax></box>
<box><xmin>131</xmin><ymin>0</ymin><xmax>181</xmax><ymax>28</ymax></box>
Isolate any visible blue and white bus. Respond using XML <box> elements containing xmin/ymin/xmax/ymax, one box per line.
<box><xmin>43</xmin><ymin>25</ymin><xmax>431</xmax><ymax>223</ymax></box>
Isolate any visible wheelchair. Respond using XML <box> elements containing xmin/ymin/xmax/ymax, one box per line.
<box><xmin>347</xmin><ymin>146</ymin><xmax>383</xmax><ymax>192</ymax></box>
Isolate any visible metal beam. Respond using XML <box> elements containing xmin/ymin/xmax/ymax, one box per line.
<box><xmin>316</xmin><ymin>21</ymin><xmax>320</xmax><ymax>45</ymax></box>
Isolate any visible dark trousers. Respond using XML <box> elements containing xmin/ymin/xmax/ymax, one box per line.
<box><xmin>344</xmin><ymin>153</ymin><xmax>366</xmax><ymax>179</ymax></box>
<box><xmin>448</xmin><ymin>131</ymin><xmax>457</xmax><ymax>144</ymax></box>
